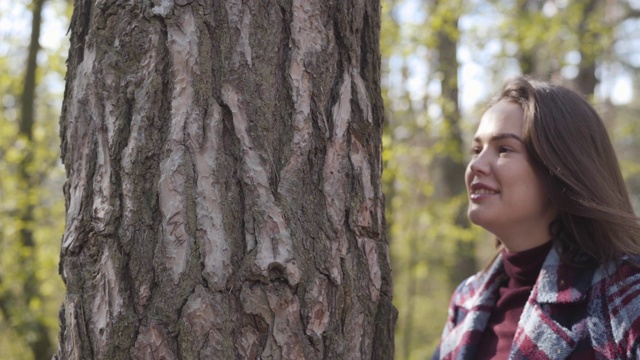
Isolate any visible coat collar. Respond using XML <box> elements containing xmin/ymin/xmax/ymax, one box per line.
<box><xmin>443</xmin><ymin>245</ymin><xmax>598</xmax><ymax>359</ymax></box>
<box><xmin>510</xmin><ymin>247</ymin><xmax>597</xmax><ymax>359</ymax></box>
<box><xmin>533</xmin><ymin>246</ymin><xmax>596</xmax><ymax>304</ymax></box>
<box><xmin>458</xmin><ymin>254</ymin><xmax>506</xmax><ymax>310</ymax></box>
<box><xmin>440</xmin><ymin>243</ymin><xmax>620</xmax><ymax>359</ymax></box>
<box><xmin>460</xmin><ymin>246</ymin><xmax>596</xmax><ymax>308</ymax></box>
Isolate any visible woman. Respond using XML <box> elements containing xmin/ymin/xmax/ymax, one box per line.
<box><xmin>433</xmin><ymin>76</ymin><xmax>640</xmax><ymax>360</ymax></box>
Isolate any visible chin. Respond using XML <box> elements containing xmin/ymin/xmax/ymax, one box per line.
<box><xmin>467</xmin><ymin>209</ymin><xmax>494</xmax><ymax>230</ymax></box>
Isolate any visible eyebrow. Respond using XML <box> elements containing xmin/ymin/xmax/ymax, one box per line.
<box><xmin>473</xmin><ymin>133</ymin><xmax>523</xmax><ymax>143</ymax></box>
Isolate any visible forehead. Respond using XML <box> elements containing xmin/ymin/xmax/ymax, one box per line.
<box><xmin>474</xmin><ymin>100</ymin><xmax>525</xmax><ymax>140</ymax></box>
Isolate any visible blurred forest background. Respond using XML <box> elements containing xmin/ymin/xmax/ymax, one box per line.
<box><xmin>2</xmin><ymin>0</ymin><xmax>640</xmax><ymax>359</ymax></box>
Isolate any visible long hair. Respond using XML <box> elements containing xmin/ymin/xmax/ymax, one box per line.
<box><xmin>492</xmin><ymin>76</ymin><xmax>640</xmax><ymax>265</ymax></box>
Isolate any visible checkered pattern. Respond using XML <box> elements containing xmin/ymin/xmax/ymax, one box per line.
<box><xmin>433</xmin><ymin>246</ymin><xmax>640</xmax><ymax>359</ymax></box>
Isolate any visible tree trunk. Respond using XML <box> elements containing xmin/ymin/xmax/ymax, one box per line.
<box><xmin>574</xmin><ymin>0</ymin><xmax>600</xmax><ymax>97</ymax></box>
<box><xmin>431</xmin><ymin>0</ymin><xmax>477</xmax><ymax>290</ymax></box>
<box><xmin>515</xmin><ymin>0</ymin><xmax>554</xmax><ymax>80</ymax></box>
<box><xmin>14</xmin><ymin>0</ymin><xmax>55</xmax><ymax>358</ymax></box>
<box><xmin>55</xmin><ymin>1</ymin><xmax>395</xmax><ymax>359</ymax></box>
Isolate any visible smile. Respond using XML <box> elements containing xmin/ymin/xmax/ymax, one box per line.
<box><xmin>472</xmin><ymin>188</ymin><xmax>498</xmax><ymax>195</ymax></box>
<box><xmin>469</xmin><ymin>182</ymin><xmax>499</xmax><ymax>195</ymax></box>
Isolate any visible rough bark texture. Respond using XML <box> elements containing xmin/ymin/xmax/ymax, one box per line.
<box><xmin>55</xmin><ymin>0</ymin><xmax>395</xmax><ymax>359</ymax></box>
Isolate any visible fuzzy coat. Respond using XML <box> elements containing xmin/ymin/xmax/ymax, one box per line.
<box><xmin>433</xmin><ymin>247</ymin><xmax>640</xmax><ymax>359</ymax></box>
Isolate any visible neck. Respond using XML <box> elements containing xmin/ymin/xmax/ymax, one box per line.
<box><xmin>492</xmin><ymin>224</ymin><xmax>553</xmax><ymax>253</ymax></box>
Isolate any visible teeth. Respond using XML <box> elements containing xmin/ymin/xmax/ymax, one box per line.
<box><xmin>474</xmin><ymin>189</ymin><xmax>497</xmax><ymax>195</ymax></box>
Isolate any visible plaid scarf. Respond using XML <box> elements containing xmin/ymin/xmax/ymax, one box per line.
<box><xmin>433</xmin><ymin>247</ymin><xmax>640</xmax><ymax>359</ymax></box>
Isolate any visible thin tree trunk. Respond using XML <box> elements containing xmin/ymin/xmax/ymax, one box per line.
<box><xmin>514</xmin><ymin>0</ymin><xmax>555</xmax><ymax>80</ymax></box>
<box><xmin>399</xmin><ymin>235</ymin><xmax>419</xmax><ymax>360</ymax></box>
<box><xmin>575</xmin><ymin>0</ymin><xmax>600</xmax><ymax>97</ymax></box>
<box><xmin>432</xmin><ymin>0</ymin><xmax>477</xmax><ymax>289</ymax></box>
<box><xmin>55</xmin><ymin>1</ymin><xmax>395</xmax><ymax>359</ymax></box>
<box><xmin>14</xmin><ymin>0</ymin><xmax>54</xmax><ymax>358</ymax></box>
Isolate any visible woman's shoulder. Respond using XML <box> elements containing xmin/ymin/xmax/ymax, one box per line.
<box><xmin>586</xmin><ymin>256</ymin><xmax>640</xmax><ymax>355</ymax></box>
<box><xmin>587</xmin><ymin>256</ymin><xmax>640</xmax><ymax>320</ymax></box>
<box><xmin>593</xmin><ymin>255</ymin><xmax>640</xmax><ymax>289</ymax></box>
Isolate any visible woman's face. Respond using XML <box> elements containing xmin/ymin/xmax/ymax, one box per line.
<box><xmin>465</xmin><ymin>100</ymin><xmax>556</xmax><ymax>250</ymax></box>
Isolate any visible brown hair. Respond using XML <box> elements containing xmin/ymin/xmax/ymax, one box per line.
<box><xmin>492</xmin><ymin>76</ymin><xmax>640</xmax><ymax>265</ymax></box>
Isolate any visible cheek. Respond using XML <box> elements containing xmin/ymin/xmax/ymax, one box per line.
<box><xmin>511</xmin><ymin>167</ymin><xmax>546</xmax><ymax>202</ymax></box>
<box><xmin>530</xmin><ymin>179</ymin><xmax>551</xmax><ymax>207</ymax></box>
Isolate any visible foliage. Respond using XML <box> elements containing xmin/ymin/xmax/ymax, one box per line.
<box><xmin>382</xmin><ymin>0</ymin><xmax>640</xmax><ymax>359</ymax></box>
<box><xmin>0</xmin><ymin>0</ymin><xmax>68</xmax><ymax>358</ymax></box>
<box><xmin>3</xmin><ymin>0</ymin><xmax>640</xmax><ymax>358</ymax></box>
<box><xmin>382</xmin><ymin>1</ymin><xmax>483</xmax><ymax>358</ymax></box>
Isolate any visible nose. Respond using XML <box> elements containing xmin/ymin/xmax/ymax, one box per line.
<box><xmin>468</xmin><ymin>151</ymin><xmax>490</xmax><ymax>176</ymax></box>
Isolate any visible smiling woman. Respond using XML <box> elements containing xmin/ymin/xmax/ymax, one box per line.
<box><xmin>433</xmin><ymin>76</ymin><xmax>640</xmax><ymax>360</ymax></box>
<box><xmin>466</xmin><ymin>100</ymin><xmax>557</xmax><ymax>253</ymax></box>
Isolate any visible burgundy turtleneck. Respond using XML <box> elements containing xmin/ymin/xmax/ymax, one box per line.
<box><xmin>475</xmin><ymin>241</ymin><xmax>553</xmax><ymax>359</ymax></box>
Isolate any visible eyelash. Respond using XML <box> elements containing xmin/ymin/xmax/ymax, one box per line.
<box><xmin>470</xmin><ymin>145</ymin><xmax>512</xmax><ymax>155</ymax></box>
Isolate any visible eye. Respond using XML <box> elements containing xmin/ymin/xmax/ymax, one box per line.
<box><xmin>470</xmin><ymin>146</ymin><xmax>482</xmax><ymax>156</ymax></box>
<box><xmin>498</xmin><ymin>146</ymin><xmax>512</xmax><ymax>154</ymax></box>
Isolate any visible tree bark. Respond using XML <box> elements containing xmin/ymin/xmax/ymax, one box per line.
<box><xmin>55</xmin><ymin>1</ymin><xmax>395</xmax><ymax>359</ymax></box>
